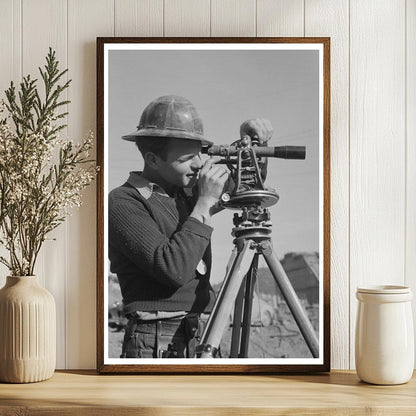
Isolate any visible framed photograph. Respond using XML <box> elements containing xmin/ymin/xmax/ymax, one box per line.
<box><xmin>97</xmin><ymin>37</ymin><xmax>330</xmax><ymax>373</ymax></box>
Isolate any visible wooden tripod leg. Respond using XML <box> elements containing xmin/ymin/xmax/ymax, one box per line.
<box><xmin>230</xmin><ymin>278</ymin><xmax>245</xmax><ymax>358</ymax></box>
<box><xmin>260</xmin><ymin>240</ymin><xmax>320</xmax><ymax>358</ymax></box>
<box><xmin>197</xmin><ymin>239</ymin><xmax>256</xmax><ymax>358</ymax></box>
<box><xmin>239</xmin><ymin>254</ymin><xmax>259</xmax><ymax>358</ymax></box>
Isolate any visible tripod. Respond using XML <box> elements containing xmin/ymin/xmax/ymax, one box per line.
<box><xmin>196</xmin><ymin>203</ymin><xmax>319</xmax><ymax>359</ymax></box>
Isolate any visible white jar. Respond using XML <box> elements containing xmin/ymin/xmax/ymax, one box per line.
<box><xmin>355</xmin><ymin>285</ymin><xmax>414</xmax><ymax>385</ymax></box>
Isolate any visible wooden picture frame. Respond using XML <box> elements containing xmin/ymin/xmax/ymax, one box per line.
<box><xmin>97</xmin><ymin>37</ymin><xmax>330</xmax><ymax>373</ymax></box>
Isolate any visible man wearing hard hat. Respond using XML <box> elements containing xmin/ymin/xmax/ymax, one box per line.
<box><xmin>109</xmin><ymin>95</ymin><xmax>272</xmax><ymax>359</ymax></box>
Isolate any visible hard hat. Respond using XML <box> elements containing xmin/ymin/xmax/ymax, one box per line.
<box><xmin>122</xmin><ymin>95</ymin><xmax>212</xmax><ymax>146</ymax></box>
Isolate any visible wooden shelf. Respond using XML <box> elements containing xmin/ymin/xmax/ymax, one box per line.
<box><xmin>0</xmin><ymin>370</ymin><xmax>415</xmax><ymax>415</ymax></box>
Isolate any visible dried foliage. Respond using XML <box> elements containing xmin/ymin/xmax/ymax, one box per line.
<box><xmin>0</xmin><ymin>48</ymin><xmax>97</xmax><ymax>276</ymax></box>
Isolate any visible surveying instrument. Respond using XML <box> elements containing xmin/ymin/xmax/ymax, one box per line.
<box><xmin>196</xmin><ymin>136</ymin><xmax>319</xmax><ymax>359</ymax></box>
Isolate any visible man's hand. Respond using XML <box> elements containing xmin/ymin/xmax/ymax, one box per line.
<box><xmin>240</xmin><ymin>118</ymin><xmax>273</xmax><ymax>181</ymax></box>
<box><xmin>240</xmin><ymin>118</ymin><xmax>273</xmax><ymax>145</ymax></box>
<box><xmin>198</xmin><ymin>157</ymin><xmax>230</xmax><ymax>203</ymax></box>
<box><xmin>191</xmin><ymin>157</ymin><xmax>230</xmax><ymax>225</ymax></box>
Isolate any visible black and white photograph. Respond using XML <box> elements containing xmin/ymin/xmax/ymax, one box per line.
<box><xmin>97</xmin><ymin>38</ymin><xmax>330</xmax><ymax>373</ymax></box>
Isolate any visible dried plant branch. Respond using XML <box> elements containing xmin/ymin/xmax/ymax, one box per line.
<box><xmin>0</xmin><ymin>48</ymin><xmax>97</xmax><ymax>276</ymax></box>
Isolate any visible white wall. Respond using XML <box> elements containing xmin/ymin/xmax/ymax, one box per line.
<box><xmin>0</xmin><ymin>0</ymin><xmax>414</xmax><ymax>370</ymax></box>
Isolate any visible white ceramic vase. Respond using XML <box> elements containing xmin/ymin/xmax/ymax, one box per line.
<box><xmin>355</xmin><ymin>285</ymin><xmax>414</xmax><ymax>385</ymax></box>
<box><xmin>0</xmin><ymin>276</ymin><xmax>56</xmax><ymax>383</ymax></box>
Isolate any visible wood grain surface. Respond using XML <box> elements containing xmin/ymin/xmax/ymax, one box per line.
<box><xmin>257</xmin><ymin>0</ymin><xmax>304</xmax><ymax>37</ymax></box>
<box><xmin>164</xmin><ymin>0</ymin><xmax>210</xmax><ymax>37</ymax></box>
<box><xmin>349</xmin><ymin>0</ymin><xmax>406</xmax><ymax>369</ymax></box>
<box><xmin>406</xmin><ymin>0</ymin><xmax>416</xmax><ymax>367</ymax></box>
<box><xmin>67</xmin><ymin>0</ymin><xmax>113</xmax><ymax>370</ymax></box>
<box><xmin>115</xmin><ymin>0</ymin><xmax>163</xmax><ymax>37</ymax></box>
<box><xmin>22</xmin><ymin>0</ymin><xmax>68</xmax><ymax>369</ymax></box>
<box><xmin>211</xmin><ymin>0</ymin><xmax>256</xmax><ymax>37</ymax></box>
<box><xmin>0</xmin><ymin>371</ymin><xmax>415</xmax><ymax>415</ymax></box>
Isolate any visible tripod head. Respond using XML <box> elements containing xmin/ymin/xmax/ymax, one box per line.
<box><xmin>202</xmin><ymin>136</ymin><xmax>306</xmax><ymax>210</ymax></box>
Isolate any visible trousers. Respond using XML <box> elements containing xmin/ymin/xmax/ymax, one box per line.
<box><xmin>120</xmin><ymin>313</ymin><xmax>204</xmax><ymax>358</ymax></box>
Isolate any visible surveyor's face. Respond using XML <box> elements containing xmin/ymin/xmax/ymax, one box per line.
<box><xmin>157</xmin><ymin>139</ymin><xmax>203</xmax><ymax>188</ymax></box>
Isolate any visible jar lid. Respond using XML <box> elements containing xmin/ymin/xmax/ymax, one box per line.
<box><xmin>357</xmin><ymin>285</ymin><xmax>411</xmax><ymax>294</ymax></box>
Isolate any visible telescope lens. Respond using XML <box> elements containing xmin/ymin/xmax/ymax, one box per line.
<box><xmin>201</xmin><ymin>144</ymin><xmax>306</xmax><ymax>160</ymax></box>
<box><xmin>273</xmin><ymin>146</ymin><xmax>306</xmax><ymax>160</ymax></box>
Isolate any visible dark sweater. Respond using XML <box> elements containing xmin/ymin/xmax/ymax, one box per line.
<box><xmin>108</xmin><ymin>180</ymin><xmax>216</xmax><ymax>315</ymax></box>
